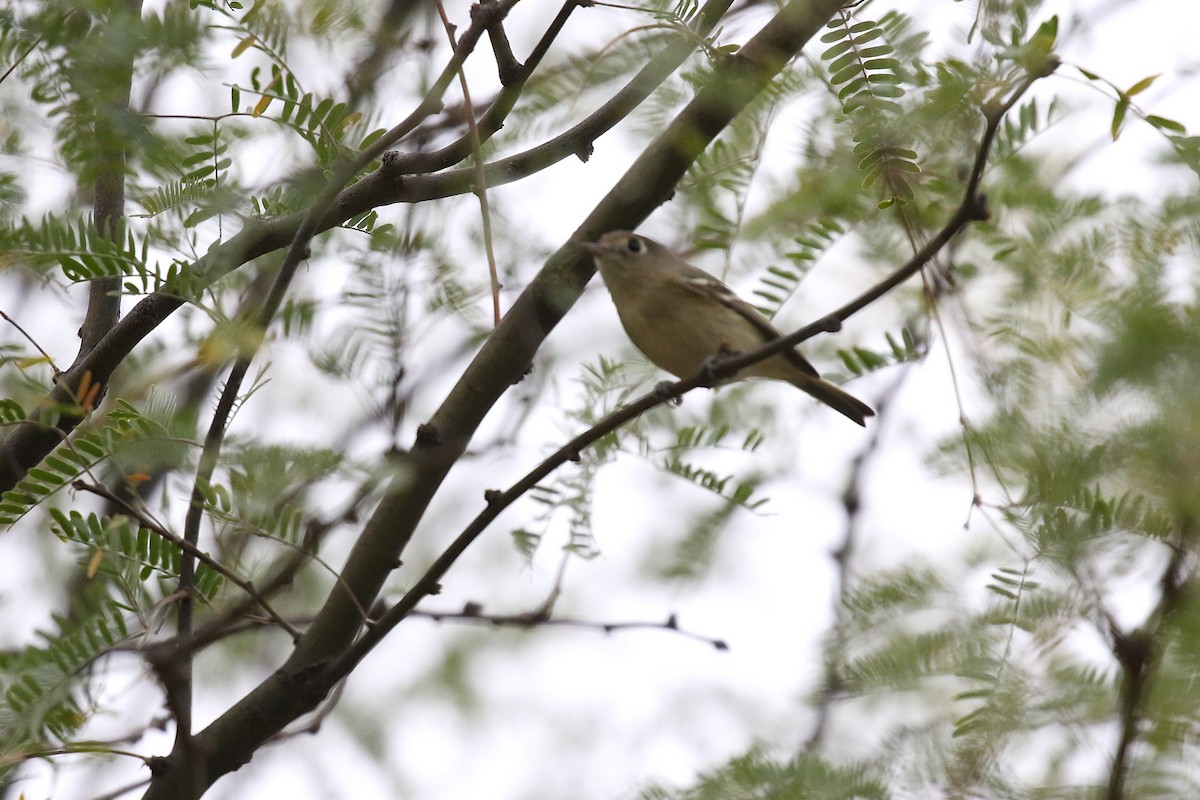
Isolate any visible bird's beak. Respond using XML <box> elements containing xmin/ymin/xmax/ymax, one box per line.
<box><xmin>581</xmin><ymin>241</ymin><xmax>604</xmax><ymax>257</ymax></box>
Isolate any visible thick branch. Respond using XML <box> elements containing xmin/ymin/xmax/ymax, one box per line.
<box><xmin>340</xmin><ymin>43</ymin><xmax>1059</xmax><ymax>672</ymax></box>
<box><xmin>0</xmin><ymin>0</ymin><xmax>698</xmax><ymax>494</ymax></box>
<box><xmin>321</xmin><ymin>0</ymin><xmax>835</xmax><ymax>681</ymax></box>
<box><xmin>79</xmin><ymin>0</ymin><xmax>142</xmax><ymax>355</ymax></box>
<box><xmin>139</xmin><ymin>1</ymin><xmax>828</xmax><ymax>796</ymax></box>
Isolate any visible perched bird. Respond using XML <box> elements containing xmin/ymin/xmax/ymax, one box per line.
<box><xmin>584</xmin><ymin>230</ymin><xmax>873</xmax><ymax>426</ymax></box>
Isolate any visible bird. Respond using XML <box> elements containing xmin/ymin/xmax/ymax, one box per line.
<box><xmin>583</xmin><ymin>230</ymin><xmax>873</xmax><ymax>426</ymax></box>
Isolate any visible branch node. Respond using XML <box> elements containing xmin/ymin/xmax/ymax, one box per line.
<box><xmin>814</xmin><ymin>314</ymin><xmax>843</xmax><ymax>335</ymax></box>
<box><xmin>469</xmin><ymin>1</ymin><xmax>502</xmax><ymax>26</ymax></box>
<box><xmin>969</xmin><ymin>192</ymin><xmax>990</xmax><ymax>222</ymax></box>
<box><xmin>415</xmin><ymin>422</ymin><xmax>441</xmax><ymax>446</ymax></box>
<box><xmin>484</xmin><ymin>15</ymin><xmax>522</xmax><ymax>84</ymax></box>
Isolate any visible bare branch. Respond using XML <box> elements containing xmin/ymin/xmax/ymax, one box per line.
<box><xmin>330</xmin><ymin>0</ymin><xmax>850</xmax><ymax>677</ymax></box>
<box><xmin>339</xmin><ymin>39</ymin><xmax>1059</xmax><ymax>676</ymax></box>
<box><xmin>71</xmin><ymin>480</ymin><xmax>300</xmax><ymax>641</ymax></box>
<box><xmin>1106</xmin><ymin>539</ymin><xmax>1192</xmax><ymax>800</ymax></box>
<box><xmin>410</xmin><ymin>603</ymin><xmax>729</xmax><ymax>650</ymax></box>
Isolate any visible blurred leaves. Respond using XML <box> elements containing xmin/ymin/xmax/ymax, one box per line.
<box><xmin>2</xmin><ymin>1</ymin><xmax>1200</xmax><ymax>799</ymax></box>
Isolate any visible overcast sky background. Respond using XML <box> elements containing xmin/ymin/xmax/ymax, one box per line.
<box><xmin>7</xmin><ymin>1</ymin><xmax>1200</xmax><ymax>798</ymax></box>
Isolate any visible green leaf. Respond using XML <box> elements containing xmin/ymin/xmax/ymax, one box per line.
<box><xmin>183</xmin><ymin>206</ymin><xmax>220</xmax><ymax>228</ymax></box>
<box><xmin>1111</xmin><ymin>98</ymin><xmax>1128</xmax><ymax>140</ymax></box>
<box><xmin>1124</xmin><ymin>73</ymin><xmax>1158</xmax><ymax>97</ymax></box>
<box><xmin>1147</xmin><ymin>115</ymin><xmax>1186</xmax><ymax>133</ymax></box>
<box><xmin>231</xmin><ymin>34</ymin><xmax>256</xmax><ymax>58</ymax></box>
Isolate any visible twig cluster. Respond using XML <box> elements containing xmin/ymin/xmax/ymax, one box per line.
<box><xmin>0</xmin><ymin>3</ymin><xmax>1063</xmax><ymax>798</ymax></box>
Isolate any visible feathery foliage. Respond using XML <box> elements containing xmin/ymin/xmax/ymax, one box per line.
<box><xmin>0</xmin><ymin>1</ymin><xmax>1198</xmax><ymax>799</ymax></box>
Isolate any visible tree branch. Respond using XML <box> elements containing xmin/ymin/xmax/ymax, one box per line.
<box><xmin>79</xmin><ymin>0</ymin><xmax>142</xmax><ymax>357</ymax></box>
<box><xmin>337</xmin><ymin>39</ymin><xmax>1060</xmax><ymax>676</ymax></box>
<box><xmin>411</xmin><ymin>604</ymin><xmax>729</xmax><ymax>650</ymax></box>
<box><xmin>319</xmin><ymin>0</ymin><xmax>827</xmax><ymax>681</ymax></box>
<box><xmin>0</xmin><ymin>0</ymin><xmax>677</xmax><ymax>494</ymax></box>
<box><xmin>1106</xmin><ymin>539</ymin><xmax>1191</xmax><ymax>800</ymax></box>
<box><xmin>70</xmin><ymin>480</ymin><xmax>300</xmax><ymax>641</ymax></box>
<box><xmin>138</xmin><ymin>2</ymin><xmax>826</xmax><ymax>796</ymax></box>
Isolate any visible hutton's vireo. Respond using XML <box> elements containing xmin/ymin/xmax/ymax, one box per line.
<box><xmin>584</xmin><ymin>231</ymin><xmax>874</xmax><ymax>426</ymax></box>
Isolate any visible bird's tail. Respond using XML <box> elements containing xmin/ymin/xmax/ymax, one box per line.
<box><xmin>793</xmin><ymin>376</ymin><xmax>874</xmax><ymax>427</ymax></box>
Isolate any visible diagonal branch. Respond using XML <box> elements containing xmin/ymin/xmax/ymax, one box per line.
<box><xmin>138</xmin><ymin>2</ymin><xmax>824</xmax><ymax>796</ymax></box>
<box><xmin>0</xmin><ymin>0</ymin><xmax>701</xmax><ymax>494</ymax></box>
<box><xmin>337</xmin><ymin>46</ymin><xmax>1060</xmax><ymax>673</ymax></box>
<box><xmin>325</xmin><ymin>0</ymin><xmax>849</xmax><ymax>679</ymax></box>
<box><xmin>70</xmin><ymin>480</ymin><xmax>300</xmax><ymax>640</ymax></box>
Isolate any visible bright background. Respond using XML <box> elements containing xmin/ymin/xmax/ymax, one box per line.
<box><xmin>4</xmin><ymin>1</ymin><xmax>1199</xmax><ymax>798</ymax></box>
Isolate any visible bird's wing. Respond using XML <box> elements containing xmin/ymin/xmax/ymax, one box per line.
<box><xmin>681</xmin><ymin>274</ymin><xmax>820</xmax><ymax>378</ymax></box>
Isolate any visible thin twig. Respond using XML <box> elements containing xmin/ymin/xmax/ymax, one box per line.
<box><xmin>411</xmin><ymin>604</ymin><xmax>729</xmax><ymax>649</ymax></box>
<box><xmin>160</xmin><ymin>494</ymin><xmax>379</xmax><ymax>660</ymax></box>
<box><xmin>0</xmin><ymin>309</ymin><xmax>61</xmax><ymax>375</ymax></box>
<box><xmin>165</xmin><ymin>4</ymin><xmax>523</xmax><ymax>775</ymax></box>
<box><xmin>333</xmin><ymin>53</ymin><xmax>1059</xmax><ymax>677</ymax></box>
<box><xmin>72</xmin><ymin>480</ymin><xmax>301</xmax><ymax>640</ymax></box>
<box><xmin>436</xmin><ymin>0</ymin><xmax>503</xmax><ymax>326</ymax></box>
<box><xmin>1105</xmin><ymin>539</ymin><xmax>1191</xmax><ymax>800</ymax></box>
<box><xmin>805</xmin><ymin>367</ymin><xmax>907</xmax><ymax>749</ymax></box>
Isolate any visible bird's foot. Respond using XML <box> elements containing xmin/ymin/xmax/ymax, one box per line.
<box><xmin>653</xmin><ymin>380</ymin><xmax>683</xmax><ymax>406</ymax></box>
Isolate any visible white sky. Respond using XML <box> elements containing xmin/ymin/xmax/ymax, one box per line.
<box><xmin>6</xmin><ymin>1</ymin><xmax>1200</xmax><ymax>799</ymax></box>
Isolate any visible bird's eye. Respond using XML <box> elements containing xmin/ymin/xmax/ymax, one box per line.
<box><xmin>625</xmin><ymin>237</ymin><xmax>643</xmax><ymax>255</ymax></box>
